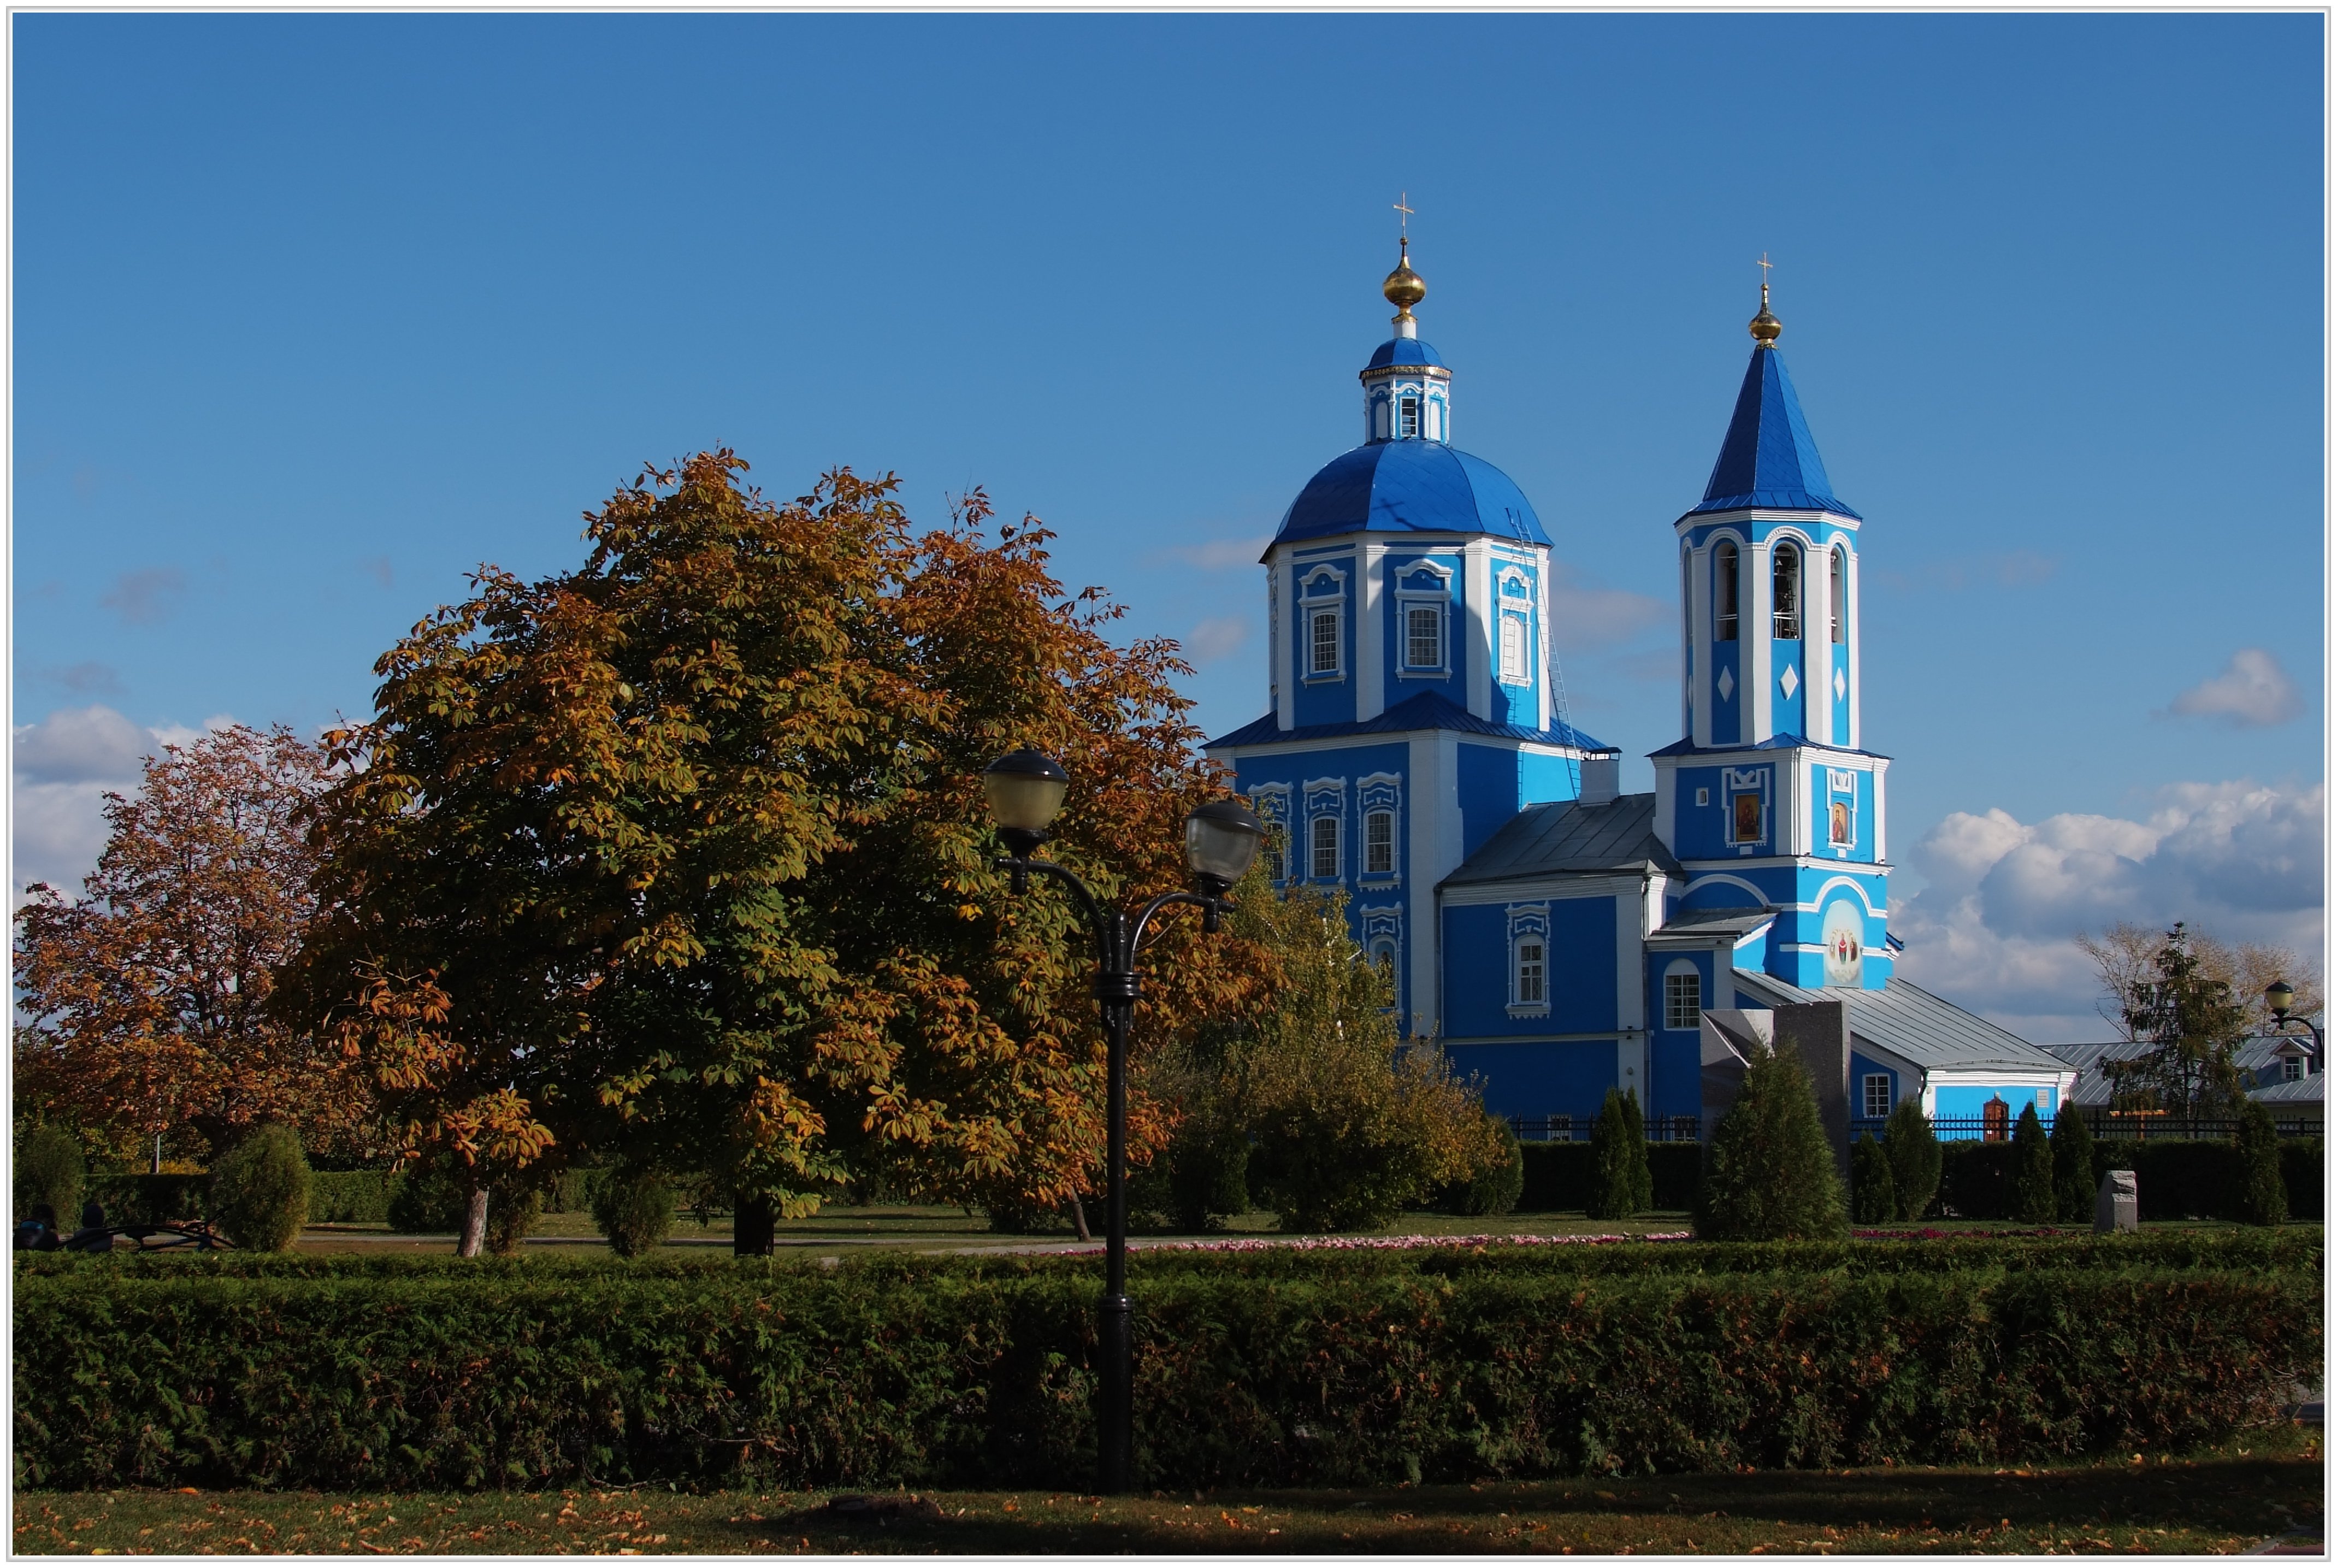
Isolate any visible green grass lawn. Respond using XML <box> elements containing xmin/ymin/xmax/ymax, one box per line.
<box><xmin>14</xmin><ymin>1429</ymin><xmax>2320</xmax><ymax>1554</ymax></box>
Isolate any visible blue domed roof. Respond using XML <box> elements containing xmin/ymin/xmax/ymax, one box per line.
<box><xmin>1364</xmin><ymin>337</ymin><xmax>1445</xmax><ymax>371</ymax></box>
<box><xmin>1273</xmin><ymin>440</ymin><xmax>1551</xmax><ymax>549</ymax></box>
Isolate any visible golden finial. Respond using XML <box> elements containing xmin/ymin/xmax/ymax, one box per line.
<box><xmin>1749</xmin><ymin>254</ymin><xmax>1781</xmax><ymax>346</ymax></box>
<box><xmin>1383</xmin><ymin>193</ymin><xmax>1425</xmax><ymax>318</ymax></box>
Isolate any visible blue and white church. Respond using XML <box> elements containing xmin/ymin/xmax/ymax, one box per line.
<box><xmin>1206</xmin><ymin>245</ymin><xmax>2075</xmax><ymax>1139</ymax></box>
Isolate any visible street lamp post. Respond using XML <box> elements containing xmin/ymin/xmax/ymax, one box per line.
<box><xmin>981</xmin><ymin>748</ymin><xmax>1262</xmax><ymax>1495</ymax></box>
<box><xmin>2264</xmin><ymin>980</ymin><xmax>2324</xmax><ymax>1074</ymax></box>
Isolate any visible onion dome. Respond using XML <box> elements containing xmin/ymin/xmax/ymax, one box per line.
<box><xmin>1383</xmin><ymin>237</ymin><xmax>1427</xmax><ymax>318</ymax></box>
<box><xmin>1749</xmin><ymin>280</ymin><xmax>1783</xmax><ymax>347</ymax></box>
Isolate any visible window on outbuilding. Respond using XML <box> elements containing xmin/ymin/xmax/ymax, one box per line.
<box><xmin>1773</xmin><ymin>543</ymin><xmax>1802</xmax><ymax>640</ymax></box>
<box><xmin>1514</xmin><ymin>938</ymin><xmax>1546</xmax><ymax>1005</ymax></box>
<box><xmin>1310</xmin><ymin>815</ymin><xmax>1339</xmax><ymax>880</ymax></box>
<box><xmin>1665</xmin><ymin>970</ymin><xmax>1702</xmax><ymax>1031</ymax></box>
<box><xmin>1715</xmin><ymin>541</ymin><xmax>1739</xmax><ymax>641</ymax></box>
<box><xmin>1863</xmin><ymin>1074</ymin><xmax>1892</xmax><ymax>1119</ymax></box>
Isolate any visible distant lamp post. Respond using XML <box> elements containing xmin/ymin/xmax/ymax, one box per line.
<box><xmin>2264</xmin><ymin>980</ymin><xmax>2323</xmax><ymax>1075</ymax></box>
<box><xmin>981</xmin><ymin>749</ymin><xmax>1261</xmax><ymax>1494</ymax></box>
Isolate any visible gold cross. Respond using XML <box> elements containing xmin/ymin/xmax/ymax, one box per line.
<box><xmin>1757</xmin><ymin>252</ymin><xmax>1774</xmax><ymax>288</ymax></box>
<box><xmin>1394</xmin><ymin>192</ymin><xmax>1415</xmax><ymax>234</ymax></box>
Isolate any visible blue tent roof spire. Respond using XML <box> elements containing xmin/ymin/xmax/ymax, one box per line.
<box><xmin>1680</xmin><ymin>288</ymin><xmax>1861</xmax><ymax>522</ymax></box>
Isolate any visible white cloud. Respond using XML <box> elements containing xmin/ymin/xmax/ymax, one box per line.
<box><xmin>1894</xmin><ymin>779</ymin><xmax>2326</xmax><ymax>1043</ymax></box>
<box><xmin>1184</xmin><ymin>616</ymin><xmax>1251</xmax><ymax>664</ymax></box>
<box><xmin>11</xmin><ymin>706</ymin><xmax>231</xmax><ymax>900</ymax></box>
<box><xmin>1159</xmin><ymin>536</ymin><xmax>1273</xmax><ymax>571</ymax></box>
<box><xmin>1548</xmin><ymin>562</ymin><xmax>1671</xmax><ymax>652</ymax></box>
<box><xmin>2164</xmin><ymin>647</ymin><xmax>2302</xmax><ymax>727</ymax></box>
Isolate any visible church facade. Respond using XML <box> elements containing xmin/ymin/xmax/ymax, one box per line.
<box><xmin>1205</xmin><ymin>246</ymin><xmax>2075</xmax><ymax>1138</ymax></box>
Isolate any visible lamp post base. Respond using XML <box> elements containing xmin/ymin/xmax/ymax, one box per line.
<box><xmin>1097</xmin><ymin>1292</ymin><xmax>1134</xmax><ymax>1493</ymax></box>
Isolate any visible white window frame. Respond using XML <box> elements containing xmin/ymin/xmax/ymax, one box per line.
<box><xmin>1309</xmin><ymin>814</ymin><xmax>1340</xmax><ymax>880</ymax></box>
<box><xmin>1391</xmin><ymin>559</ymin><xmax>1454</xmax><ymax>681</ymax></box>
<box><xmin>1364</xmin><ymin>809</ymin><xmax>1395</xmax><ymax>875</ymax></box>
<box><xmin>1665</xmin><ymin>969</ymin><xmax>1702</xmax><ymax>1031</ymax></box>
<box><xmin>1499</xmin><ymin>611</ymin><xmax>1530</xmax><ymax>684</ymax></box>
<box><xmin>1298</xmin><ymin>564</ymin><xmax>1347</xmax><ymax>682</ymax></box>
<box><xmin>1725</xmin><ymin>767</ymin><xmax>1769</xmax><ymax>848</ymax></box>
<box><xmin>1862</xmin><ymin>1073</ymin><xmax>1892</xmax><ymax>1120</ymax></box>
<box><xmin>1405</xmin><ymin>603</ymin><xmax>1443</xmax><ymax>671</ymax></box>
<box><xmin>1400</xmin><ymin>395</ymin><xmax>1419</xmax><ymax>438</ymax></box>
<box><xmin>1827</xmin><ymin>768</ymin><xmax>1858</xmax><ymax>849</ymax></box>
<box><xmin>1506</xmin><ymin>903</ymin><xmax>1551</xmax><ymax>1017</ymax></box>
<box><xmin>1714</xmin><ymin>539</ymin><xmax>1740</xmax><ymax>642</ymax></box>
<box><xmin>1772</xmin><ymin>541</ymin><xmax>1802</xmax><ymax>641</ymax></box>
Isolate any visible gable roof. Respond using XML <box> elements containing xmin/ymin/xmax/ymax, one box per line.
<box><xmin>1442</xmin><ymin>792</ymin><xmax>1684</xmax><ymax>887</ymax></box>
<box><xmin>1679</xmin><ymin>345</ymin><xmax>1861</xmax><ymax>522</ymax></box>
<box><xmin>2048</xmin><ymin>1036</ymin><xmax>2319</xmax><ymax>1106</ymax></box>
<box><xmin>1732</xmin><ymin>971</ymin><xmax>2067</xmax><ymax>1076</ymax></box>
<box><xmin>1206</xmin><ymin>689</ymin><xmax>1614</xmax><ymax>754</ymax></box>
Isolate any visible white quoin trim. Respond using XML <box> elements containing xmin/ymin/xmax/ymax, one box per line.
<box><xmin>1749</xmin><ymin>541</ymin><xmax>1773</xmax><ymax>742</ymax></box>
<box><xmin>1803</xmin><ymin>542</ymin><xmax>1830</xmax><ymax>745</ymax></box>
<box><xmin>1845</xmin><ymin>544</ymin><xmax>1862</xmax><ymax>750</ymax></box>
<box><xmin>1535</xmin><ymin>553</ymin><xmax>1553</xmax><ymax>732</ymax></box>
<box><xmin>1359</xmin><ymin>540</ymin><xmax>1386</xmax><ymax>721</ymax></box>
<box><xmin>1272</xmin><ymin>555</ymin><xmax>1294</xmax><ymax>730</ymax></box>
<box><xmin>1464</xmin><ymin>540</ymin><xmax>1492</xmax><ymax>720</ymax></box>
<box><xmin>1689</xmin><ymin>542</ymin><xmax>1712</xmax><ymax>747</ymax></box>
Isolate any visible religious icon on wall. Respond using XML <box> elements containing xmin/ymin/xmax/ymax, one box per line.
<box><xmin>1732</xmin><ymin>791</ymin><xmax>1763</xmax><ymax>844</ymax></box>
<box><xmin>1829</xmin><ymin>799</ymin><xmax>1852</xmax><ymax>846</ymax></box>
<box><xmin>1821</xmin><ymin>899</ymin><xmax>1865</xmax><ymax>987</ymax></box>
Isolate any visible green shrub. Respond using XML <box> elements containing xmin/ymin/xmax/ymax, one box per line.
<box><xmin>385</xmin><ymin>1164</ymin><xmax>469</xmax><ymax>1234</ymax></box>
<box><xmin>13</xmin><ymin>1247</ymin><xmax>2317</xmax><ymax>1492</ymax></box>
<box><xmin>1585</xmin><ymin>1090</ymin><xmax>1652</xmax><ymax>1221</ymax></box>
<box><xmin>206</xmin><ymin>1126</ymin><xmax>311</xmax><ymax>1252</ymax></box>
<box><xmin>2011</xmin><ymin>1104</ymin><xmax>2055</xmax><ymax>1224</ymax></box>
<box><xmin>15</xmin><ymin>1125</ymin><xmax>84</xmax><ymax>1227</ymax></box>
<box><xmin>306</xmin><ymin>1171</ymin><xmax>393</xmax><ymax>1224</ymax></box>
<box><xmin>2234</xmin><ymin>1101</ymin><xmax>2288</xmax><ymax>1227</ymax></box>
<box><xmin>1515</xmin><ymin>1142</ymin><xmax>1701</xmax><ymax>1213</ymax></box>
<box><xmin>84</xmin><ymin>1174</ymin><xmax>206</xmax><ymax>1225</ymax></box>
<box><xmin>1880</xmin><ymin>1099</ymin><xmax>1941</xmax><ymax>1221</ymax></box>
<box><xmin>487</xmin><ymin>1186</ymin><xmax>544</xmax><ymax>1257</ymax></box>
<box><xmin>1436</xmin><ymin>1115</ymin><xmax>1523</xmax><ymax>1218</ymax></box>
<box><xmin>1695</xmin><ymin>1046</ymin><xmax>1848</xmax><ymax>1241</ymax></box>
<box><xmin>1132</xmin><ymin>1108</ymin><xmax>1251</xmax><ymax>1233</ymax></box>
<box><xmin>592</xmin><ymin>1167</ymin><xmax>675</xmax><ymax>1258</ymax></box>
<box><xmin>2280</xmin><ymin>1138</ymin><xmax>2322</xmax><ymax>1222</ymax></box>
<box><xmin>1849</xmin><ymin>1133</ymin><xmax>1895</xmax><ymax>1224</ymax></box>
<box><xmin>2050</xmin><ymin>1107</ymin><xmax>2096</xmax><ymax>1223</ymax></box>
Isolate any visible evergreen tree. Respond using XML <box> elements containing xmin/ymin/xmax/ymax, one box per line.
<box><xmin>2049</xmin><ymin>1102</ymin><xmax>2097</xmax><ymax>1223</ymax></box>
<box><xmin>1880</xmin><ymin>1096</ymin><xmax>1941</xmax><ymax>1222</ymax></box>
<box><xmin>207</xmin><ymin>1123</ymin><xmax>312</xmax><ymax>1253</ymax></box>
<box><xmin>14</xmin><ymin>1123</ymin><xmax>84</xmax><ymax>1228</ymax></box>
<box><xmin>2234</xmin><ymin>1098</ymin><xmax>2288</xmax><ymax>1226</ymax></box>
<box><xmin>1849</xmin><ymin>1133</ymin><xmax>1896</xmax><ymax>1225</ymax></box>
<box><xmin>1693</xmin><ymin>1045</ymin><xmax>1849</xmax><ymax>1241</ymax></box>
<box><xmin>1586</xmin><ymin>1088</ymin><xmax>1653</xmax><ymax>1221</ymax></box>
<box><xmin>2100</xmin><ymin>923</ymin><xmax>2251</xmax><ymax>1117</ymax></box>
<box><xmin>2010</xmin><ymin>1103</ymin><xmax>2055</xmax><ymax>1224</ymax></box>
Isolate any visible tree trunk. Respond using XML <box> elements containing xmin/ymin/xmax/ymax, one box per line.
<box><xmin>734</xmin><ymin>1193</ymin><xmax>775</xmax><ymax>1256</ymax></box>
<box><xmin>456</xmin><ymin>1183</ymin><xmax>489</xmax><ymax>1258</ymax></box>
<box><xmin>1068</xmin><ymin>1195</ymin><xmax>1092</xmax><ymax>1242</ymax></box>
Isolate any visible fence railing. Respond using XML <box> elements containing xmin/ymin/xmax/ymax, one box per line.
<box><xmin>1507</xmin><ymin>1115</ymin><xmax>1702</xmax><ymax>1144</ymax></box>
<box><xmin>1510</xmin><ymin>1109</ymin><xmax>2324</xmax><ymax>1147</ymax></box>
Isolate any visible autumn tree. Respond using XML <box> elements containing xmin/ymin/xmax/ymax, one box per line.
<box><xmin>2087</xmin><ymin>923</ymin><xmax>2253</xmax><ymax>1117</ymax></box>
<box><xmin>288</xmin><ymin>454</ymin><xmax>1266</xmax><ymax>1253</ymax></box>
<box><xmin>14</xmin><ymin>724</ymin><xmax>363</xmax><ymax>1168</ymax></box>
<box><xmin>2079</xmin><ymin>921</ymin><xmax>2322</xmax><ymax>1040</ymax></box>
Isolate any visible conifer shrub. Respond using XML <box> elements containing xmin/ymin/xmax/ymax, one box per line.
<box><xmin>2279</xmin><ymin>1137</ymin><xmax>2322</xmax><ymax>1222</ymax></box>
<box><xmin>1880</xmin><ymin>1098</ymin><xmax>1941</xmax><ymax>1221</ymax></box>
<box><xmin>1694</xmin><ymin>1045</ymin><xmax>1849</xmax><ymax>1240</ymax></box>
<box><xmin>1585</xmin><ymin>1089</ymin><xmax>1654</xmax><ymax>1219</ymax></box>
<box><xmin>2234</xmin><ymin>1099</ymin><xmax>2288</xmax><ymax>1226</ymax></box>
<box><xmin>207</xmin><ymin>1124</ymin><xmax>312</xmax><ymax>1252</ymax></box>
<box><xmin>1849</xmin><ymin>1133</ymin><xmax>1896</xmax><ymax>1224</ymax></box>
<box><xmin>2011</xmin><ymin>1104</ymin><xmax>2055</xmax><ymax>1224</ymax></box>
<box><xmin>487</xmin><ymin>1183</ymin><xmax>545</xmax><ymax>1256</ymax></box>
<box><xmin>592</xmin><ymin>1166</ymin><xmax>675</xmax><ymax>1257</ymax></box>
<box><xmin>14</xmin><ymin>1124</ymin><xmax>84</xmax><ymax>1228</ymax></box>
<box><xmin>2050</xmin><ymin>1105</ymin><xmax>2097</xmax><ymax>1223</ymax></box>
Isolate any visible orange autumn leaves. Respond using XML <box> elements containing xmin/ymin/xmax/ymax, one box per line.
<box><xmin>285</xmin><ymin>454</ymin><xmax>1271</xmax><ymax>1216</ymax></box>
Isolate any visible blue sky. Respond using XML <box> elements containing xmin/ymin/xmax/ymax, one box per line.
<box><xmin>13</xmin><ymin>13</ymin><xmax>2325</xmax><ymax>1038</ymax></box>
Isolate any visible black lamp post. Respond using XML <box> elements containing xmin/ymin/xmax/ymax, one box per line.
<box><xmin>981</xmin><ymin>747</ymin><xmax>1261</xmax><ymax>1494</ymax></box>
<box><xmin>2264</xmin><ymin>980</ymin><xmax>2324</xmax><ymax>1074</ymax></box>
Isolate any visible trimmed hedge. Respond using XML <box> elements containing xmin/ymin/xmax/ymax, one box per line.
<box><xmin>84</xmin><ymin>1168</ymin><xmax>617</xmax><ymax>1230</ymax></box>
<box><xmin>1939</xmin><ymin>1137</ymin><xmax>2324</xmax><ymax>1224</ymax></box>
<box><xmin>15</xmin><ymin>1242</ymin><xmax>2317</xmax><ymax>1492</ymax></box>
<box><xmin>1518</xmin><ymin>1141</ymin><xmax>1701</xmax><ymax>1213</ymax></box>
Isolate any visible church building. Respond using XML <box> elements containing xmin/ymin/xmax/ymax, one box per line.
<box><xmin>1205</xmin><ymin>243</ymin><xmax>2075</xmax><ymax>1139</ymax></box>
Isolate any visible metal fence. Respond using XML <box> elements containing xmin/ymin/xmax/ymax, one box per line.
<box><xmin>1507</xmin><ymin>1115</ymin><xmax>1702</xmax><ymax>1144</ymax></box>
<box><xmin>1511</xmin><ymin>1109</ymin><xmax>2323</xmax><ymax>1146</ymax></box>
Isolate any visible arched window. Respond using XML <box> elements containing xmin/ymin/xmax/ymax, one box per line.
<box><xmin>1772</xmin><ymin>543</ymin><xmax>1801</xmax><ymax>641</ymax></box>
<box><xmin>1400</xmin><ymin>396</ymin><xmax>1420</xmax><ymax>438</ymax></box>
<box><xmin>1310</xmin><ymin>815</ymin><xmax>1340</xmax><ymax>880</ymax></box>
<box><xmin>1831</xmin><ymin>546</ymin><xmax>1848</xmax><ymax>644</ymax></box>
<box><xmin>1714</xmin><ymin>540</ymin><xmax>1739</xmax><ymax>641</ymax></box>
<box><xmin>1364</xmin><ymin>809</ymin><xmax>1395</xmax><ymax>875</ymax></box>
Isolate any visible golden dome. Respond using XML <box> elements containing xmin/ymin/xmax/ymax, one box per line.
<box><xmin>1749</xmin><ymin>281</ymin><xmax>1781</xmax><ymax>346</ymax></box>
<box><xmin>1383</xmin><ymin>237</ymin><xmax>1426</xmax><ymax>315</ymax></box>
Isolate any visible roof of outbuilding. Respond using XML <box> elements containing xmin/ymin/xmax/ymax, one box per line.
<box><xmin>2048</xmin><ymin>1036</ymin><xmax>2320</xmax><ymax>1106</ymax></box>
<box><xmin>1679</xmin><ymin>345</ymin><xmax>1862</xmax><ymax>522</ymax></box>
<box><xmin>1732</xmin><ymin>971</ymin><xmax>2068</xmax><ymax>1075</ymax></box>
<box><xmin>1205</xmin><ymin>689</ymin><xmax>1614</xmax><ymax>754</ymax></box>
<box><xmin>1442</xmin><ymin>792</ymin><xmax>1684</xmax><ymax>887</ymax></box>
<box><xmin>2251</xmin><ymin>1076</ymin><xmax>2324</xmax><ymax>1105</ymax></box>
<box><xmin>1653</xmin><ymin>906</ymin><xmax>1775</xmax><ymax>939</ymax></box>
<box><xmin>1272</xmin><ymin>440</ymin><xmax>1553</xmax><ymax>549</ymax></box>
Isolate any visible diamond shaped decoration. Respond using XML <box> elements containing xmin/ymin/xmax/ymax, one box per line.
<box><xmin>1780</xmin><ymin>665</ymin><xmax>1800</xmax><ymax>700</ymax></box>
<box><xmin>1833</xmin><ymin>667</ymin><xmax>1847</xmax><ymax>701</ymax></box>
<box><xmin>1716</xmin><ymin>667</ymin><xmax>1734</xmax><ymax>702</ymax></box>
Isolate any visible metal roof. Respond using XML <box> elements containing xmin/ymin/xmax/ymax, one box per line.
<box><xmin>1365</xmin><ymin>337</ymin><xmax>1446</xmax><ymax>371</ymax></box>
<box><xmin>1680</xmin><ymin>345</ymin><xmax>1862</xmax><ymax>522</ymax></box>
<box><xmin>1273</xmin><ymin>440</ymin><xmax>1553</xmax><ymax>549</ymax></box>
<box><xmin>1442</xmin><ymin>792</ymin><xmax>1685</xmax><ymax>887</ymax></box>
<box><xmin>1653</xmin><ymin>906</ymin><xmax>1775</xmax><ymax>940</ymax></box>
<box><xmin>1732</xmin><ymin>971</ymin><xmax>2067</xmax><ymax>1075</ymax></box>
<box><xmin>2251</xmin><ymin>1076</ymin><xmax>2324</xmax><ymax>1105</ymax></box>
<box><xmin>1206</xmin><ymin>689</ymin><xmax>1614</xmax><ymax>754</ymax></box>
<box><xmin>2048</xmin><ymin>1036</ymin><xmax>2318</xmax><ymax>1106</ymax></box>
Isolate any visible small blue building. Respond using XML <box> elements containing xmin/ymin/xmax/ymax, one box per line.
<box><xmin>1206</xmin><ymin>246</ymin><xmax>2075</xmax><ymax>1136</ymax></box>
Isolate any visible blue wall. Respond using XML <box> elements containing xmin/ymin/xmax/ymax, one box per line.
<box><xmin>1450</xmin><ymin>1040</ymin><xmax>1619</xmax><ymax>1128</ymax></box>
<box><xmin>1442</xmin><ymin>892</ymin><xmax>1619</xmax><ymax>1039</ymax></box>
